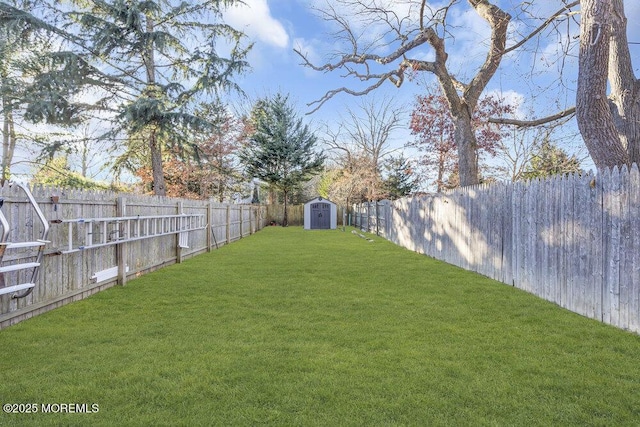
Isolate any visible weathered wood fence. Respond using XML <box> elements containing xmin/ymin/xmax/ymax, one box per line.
<box><xmin>265</xmin><ymin>204</ymin><xmax>304</xmax><ymax>226</ymax></box>
<box><xmin>354</xmin><ymin>164</ymin><xmax>640</xmax><ymax>334</ymax></box>
<box><xmin>0</xmin><ymin>185</ymin><xmax>266</xmax><ymax>329</ymax></box>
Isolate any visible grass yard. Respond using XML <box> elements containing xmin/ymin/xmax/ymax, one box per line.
<box><xmin>1</xmin><ymin>227</ymin><xmax>640</xmax><ymax>426</ymax></box>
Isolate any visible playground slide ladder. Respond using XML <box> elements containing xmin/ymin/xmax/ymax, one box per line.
<box><xmin>0</xmin><ymin>183</ymin><xmax>50</xmax><ymax>299</ymax></box>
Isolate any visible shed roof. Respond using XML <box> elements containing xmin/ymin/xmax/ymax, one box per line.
<box><xmin>304</xmin><ymin>196</ymin><xmax>336</xmax><ymax>206</ymax></box>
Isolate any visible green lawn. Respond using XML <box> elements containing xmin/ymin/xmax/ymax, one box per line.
<box><xmin>1</xmin><ymin>226</ymin><xmax>639</xmax><ymax>426</ymax></box>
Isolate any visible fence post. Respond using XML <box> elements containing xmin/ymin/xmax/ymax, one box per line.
<box><xmin>176</xmin><ymin>201</ymin><xmax>184</xmax><ymax>263</ymax></box>
<box><xmin>251</xmin><ymin>206</ymin><xmax>256</xmax><ymax>234</ymax></box>
<box><xmin>385</xmin><ymin>200</ymin><xmax>390</xmax><ymax>237</ymax></box>
<box><xmin>207</xmin><ymin>201</ymin><xmax>212</xmax><ymax>252</ymax></box>
<box><xmin>375</xmin><ymin>201</ymin><xmax>380</xmax><ymax>236</ymax></box>
<box><xmin>116</xmin><ymin>196</ymin><xmax>127</xmax><ymax>286</ymax></box>
<box><xmin>226</xmin><ymin>205</ymin><xmax>231</xmax><ymax>244</ymax></box>
<box><xmin>353</xmin><ymin>204</ymin><xmax>357</xmax><ymax>228</ymax></box>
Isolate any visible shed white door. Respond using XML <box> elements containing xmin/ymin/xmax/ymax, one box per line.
<box><xmin>310</xmin><ymin>202</ymin><xmax>331</xmax><ymax>229</ymax></box>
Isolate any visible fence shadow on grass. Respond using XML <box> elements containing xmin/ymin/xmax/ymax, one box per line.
<box><xmin>354</xmin><ymin>164</ymin><xmax>640</xmax><ymax>334</ymax></box>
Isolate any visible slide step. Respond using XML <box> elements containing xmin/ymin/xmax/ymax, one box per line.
<box><xmin>0</xmin><ymin>262</ymin><xmax>40</xmax><ymax>273</ymax></box>
<box><xmin>0</xmin><ymin>240</ymin><xmax>49</xmax><ymax>249</ymax></box>
<box><xmin>0</xmin><ymin>283</ymin><xmax>35</xmax><ymax>296</ymax></box>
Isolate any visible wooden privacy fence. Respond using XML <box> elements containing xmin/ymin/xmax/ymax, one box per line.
<box><xmin>0</xmin><ymin>185</ymin><xmax>266</xmax><ymax>329</ymax></box>
<box><xmin>265</xmin><ymin>204</ymin><xmax>304</xmax><ymax>226</ymax></box>
<box><xmin>354</xmin><ymin>164</ymin><xmax>640</xmax><ymax>334</ymax></box>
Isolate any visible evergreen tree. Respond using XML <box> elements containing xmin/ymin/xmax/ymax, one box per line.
<box><xmin>382</xmin><ymin>155</ymin><xmax>418</xmax><ymax>200</ymax></box>
<box><xmin>0</xmin><ymin>0</ymin><xmax>250</xmax><ymax>194</ymax></box>
<box><xmin>1</xmin><ymin>0</ymin><xmax>57</xmax><ymax>182</ymax></box>
<box><xmin>240</xmin><ymin>94</ymin><xmax>324</xmax><ymax>226</ymax></box>
<box><xmin>523</xmin><ymin>141</ymin><xmax>582</xmax><ymax>180</ymax></box>
<box><xmin>31</xmin><ymin>156</ymin><xmax>111</xmax><ymax>190</ymax></box>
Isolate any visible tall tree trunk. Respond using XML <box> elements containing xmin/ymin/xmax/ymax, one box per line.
<box><xmin>436</xmin><ymin>151</ymin><xmax>445</xmax><ymax>193</ymax></box>
<box><xmin>282</xmin><ymin>190</ymin><xmax>288</xmax><ymax>227</ymax></box>
<box><xmin>576</xmin><ymin>0</ymin><xmax>633</xmax><ymax>168</ymax></box>
<box><xmin>149</xmin><ymin>129</ymin><xmax>165</xmax><ymax>195</ymax></box>
<box><xmin>143</xmin><ymin>15</ymin><xmax>166</xmax><ymax>195</ymax></box>
<box><xmin>421</xmin><ymin>0</ymin><xmax>510</xmax><ymax>187</ymax></box>
<box><xmin>80</xmin><ymin>135</ymin><xmax>89</xmax><ymax>177</ymax></box>
<box><xmin>1</xmin><ymin>62</ymin><xmax>16</xmax><ymax>185</ymax></box>
<box><xmin>1</xmin><ymin>105</ymin><xmax>16</xmax><ymax>185</ymax></box>
<box><xmin>453</xmin><ymin>111</ymin><xmax>479</xmax><ymax>186</ymax></box>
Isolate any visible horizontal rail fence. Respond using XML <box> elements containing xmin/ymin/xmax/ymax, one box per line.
<box><xmin>354</xmin><ymin>164</ymin><xmax>640</xmax><ymax>334</ymax></box>
<box><xmin>0</xmin><ymin>185</ymin><xmax>266</xmax><ymax>329</ymax></box>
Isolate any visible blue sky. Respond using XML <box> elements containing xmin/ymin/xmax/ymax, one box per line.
<box><xmin>222</xmin><ymin>1</ymin><xmax>386</xmax><ymax>121</ymax></box>
<box><xmin>221</xmin><ymin>0</ymin><xmax>640</xmax><ymax>170</ymax></box>
<box><xmin>224</xmin><ymin>0</ymin><xmax>447</xmax><ymax>132</ymax></box>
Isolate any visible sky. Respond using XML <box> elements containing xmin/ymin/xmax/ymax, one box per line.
<box><xmin>224</xmin><ymin>0</ymin><xmax>640</xmax><ymax>106</ymax></box>
<box><xmin>223</xmin><ymin>0</ymin><xmax>420</xmax><ymax>123</ymax></box>
<box><xmin>220</xmin><ymin>0</ymin><xmax>640</xmax><ymax>174</ymax></box>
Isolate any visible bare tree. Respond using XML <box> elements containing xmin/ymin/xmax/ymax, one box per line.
<box><xmin>325</xmin><ymin>154</ymin><xmax>379</xmax><ymax>206</ymax></box>
<box><xmin>492</xmin><ymin>127</ymin><xmax>543</xmax><ymax>182</ymax></box>
<box><xmin>296</xmin><ymin>0</ymin><xmax>579</xmax><ymax>186</ymax></box>
<box><xmin>576</xmin><ymin>0</ymin><xmax>639</xmax><ymax>168</ymax></box>
<box><xmin>492</xmin><ymin>121</ymin><xmax>583</xmax><ymax>182</ymax></box>
<box><xmin>321</xmin><ymin>96</ymin><xmax>404</xmax><ymax>201</ymax></box>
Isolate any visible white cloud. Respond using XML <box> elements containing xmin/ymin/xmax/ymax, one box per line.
<box><xmin>446</xmin><ymin>7</ymin><xmax>493</xmax><ymax>73</ymax></box>
<box><xmin>224</xmin><ymin>0</ymin><xmax>289</xmax><ymax>49</ymax></box>
<box><xmin>485</xmin><ymin>89</ymin><xmax>526</xmax><ymax>119</ymax></box>
<box><xmin>293</xmin><ymin>37</ymin><xmax>321</xmax><ymax>65</ymax></box>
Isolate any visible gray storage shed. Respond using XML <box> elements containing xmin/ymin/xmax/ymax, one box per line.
<box><xmin>304</xmin><ymin>197</ymin><xmax>337</xmax><ymax>230</ymax></box>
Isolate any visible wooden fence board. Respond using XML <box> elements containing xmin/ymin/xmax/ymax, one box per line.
<box><xmin>571</xmin><ymin>173</ymin><xmax>586</xmax><ymax>315</ymax></box>
<box><xmin>561</xmin><ymin>174</ymin><xmax>575</xmax><ymax>310</ymax></box>
<box><xmin>549</xmin><ymin>175</ymin><xmax>562</xmax><ymax>306</ymax></box>
<box><xmin>603</xmin><ymin>167</ymin><xmax>620</xmax><ymax>326</ymax></box>
<box><xmin>501</xmin><ymin>184</ymin><xmax>513</xmax><ymax>286</ymax></box>
<box><xmin>592</xmin><ymin>171</ymin><xmax>605</xmax><ymax>322</ymax></box>
<box><xmin>629</xmin><ymin>165</ymin><xmax>640</xmax><ymax>333</ymax></box>
<box><xmin>619</xmin><ymin>166</ymin><xmax>631</xmax><ymax>330</ymax></box>
<box><xmin>525</xmin><ymin>182</ymin><xmax>537</xmax><ymax>294</ymax></box>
